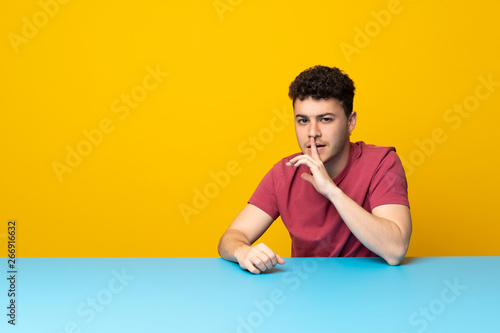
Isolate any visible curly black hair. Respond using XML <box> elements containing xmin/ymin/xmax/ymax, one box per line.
<box><xmin>288</xmin><ymin>65</ymin><xmax>355</xmax><ymax>117</ymax></box>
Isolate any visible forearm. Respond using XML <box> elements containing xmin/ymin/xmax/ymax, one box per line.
<box><xmin>217</xmin><ymin>229</ymin><xmax>252</xmax><ymax>263</ymax></box>
<box><xmin>326</xmin><ymin>187</ymin><xmax>410</xmax><ymax>265</ymax></box>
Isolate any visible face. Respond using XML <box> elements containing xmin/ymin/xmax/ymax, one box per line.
<box><xmin>293</xmin><ymin>97</ymin><xmax>356</xmax><ymax>168</ymax></box>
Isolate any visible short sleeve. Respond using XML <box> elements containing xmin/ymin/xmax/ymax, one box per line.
<box><xmin>368</xmin><ymin>150</ymin><xmax>410</xmax><ymax>210</ymax></box>
<box><xmin>248</xmin><ymin>167</ymin><xmax>280</xmax><ymax>220</ymax></box>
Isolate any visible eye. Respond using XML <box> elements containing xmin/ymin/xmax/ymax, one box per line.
<box><xmin>321</xmin><ymin>117</ymin><xmax>333</xmax><ymax>123</ymax></box>
<box><xmin>297</xmin><ymin>118</ymin><xmax>308</xmax><ymax>124</ymax></box>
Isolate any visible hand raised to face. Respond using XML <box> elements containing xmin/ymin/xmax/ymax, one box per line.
<box><xmin>286</xmin><ymin>137</ymin><xmax>338</xmax><ymax>198</ymax></box>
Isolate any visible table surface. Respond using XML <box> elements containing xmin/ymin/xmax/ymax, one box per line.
<box><xmin>2</xmin><ymin>257</ymin><xmax>499</xmax><ymax>333</ymax></box>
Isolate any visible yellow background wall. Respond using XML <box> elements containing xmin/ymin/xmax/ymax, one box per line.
<box><xmin>1</xmin><ymin>0</ymin><xmax>499</xmax><ymax>258</ymax></box>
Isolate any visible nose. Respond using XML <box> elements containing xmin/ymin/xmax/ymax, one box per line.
<box><xmin>308</xmin><ymin>119</ymin><xmax>321</xmax><ymax>139</ymax></box>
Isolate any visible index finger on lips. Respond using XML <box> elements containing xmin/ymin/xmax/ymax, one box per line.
<box><xmin>310</xmin><ymin>137</ymin><xmax>320</xmax><ymax>161</ymax></box>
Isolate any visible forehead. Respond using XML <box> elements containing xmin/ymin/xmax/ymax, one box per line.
<box><xmin>293</xmin><ymin>97</ymin><xmax>345</xmax><ymax>118</ymax></box>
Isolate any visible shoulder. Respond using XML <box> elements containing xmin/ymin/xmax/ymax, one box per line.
<box><xmin>277</xmin><ymin>152</ymin><xmax>303</xmax><ymax>164</ymax></box>
<box><xmin>345</xmin><ymin>142</ymin><xmax>404</xmax><ymax>179</ymax></box>
<box><xmin>355</xmin><ymin>141</ymin><xmax>396</xmax><ymax>158</ymax></box>
<box><xmin>249</xmin><ymin>152</ymin><xmax>305</xmax><ymax>218</ymax></box>
<box><xmin>261</xmin><ymin>152</ymin><xmax>306</xmax><ymax>184</ymax></box>
<box><xmin>353</xmin><ymin>141</ymin><xmax>400</xmax><ymax>165</ymax></box>
<box><xmin>271</xmin><ymin>152</ymin><xmax>303</xmax><ymax>173</ymax></box>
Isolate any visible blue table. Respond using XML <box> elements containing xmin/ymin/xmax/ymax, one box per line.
<box><xmin>2</xmin><ymin>257</ymin><xmax>499</xmax><ymax>332</ymax></box>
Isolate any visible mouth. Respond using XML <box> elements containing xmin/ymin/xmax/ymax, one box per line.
<box><xmin>307</xmin><ymin>143</ymin><xmax>326</xmax><ymax>150</ymax></box>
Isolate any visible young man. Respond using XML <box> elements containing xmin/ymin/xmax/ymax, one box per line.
<box><xmin>218</xmin><ymin>65</ymin><xmax>411</xmax><ymax>274</ymax></box>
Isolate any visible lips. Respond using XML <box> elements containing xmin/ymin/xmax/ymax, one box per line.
<box><xmin>307</xmin><ymin>143</ymin><xmax>326</xmax><ymax>148</ymax></box>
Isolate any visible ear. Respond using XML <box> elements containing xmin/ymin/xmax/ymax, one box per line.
<box><xmin>348</xmin><ymin>111</ymin><xmax>357</xmax><ymax>133</ymax></box>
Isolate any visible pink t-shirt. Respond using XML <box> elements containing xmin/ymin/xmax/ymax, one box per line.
<box><xmin>248</xmin><ymin>141</ymin><xmax>409</xmax><ymax>258</ymax></box>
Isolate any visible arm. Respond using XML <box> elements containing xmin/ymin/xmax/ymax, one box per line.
<box><xmin>218</xmin><ymin>204</ymin><xmax>286</xmax><ymax>274</ymax></box>
<box><xmin>287</xmin><ymin>138</ymin><xmax>412</xmax><ymax>265</ymax></box>
<box><xmin>325</xmin><ymin>191</ymin><xmax>411</xmax><ymax>265</ymax></box>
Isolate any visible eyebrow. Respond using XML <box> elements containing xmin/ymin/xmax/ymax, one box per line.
<box><xmin>295</xmin><ymin>113</ymin><xmax>336</xmax><ymax>119</ymax></box>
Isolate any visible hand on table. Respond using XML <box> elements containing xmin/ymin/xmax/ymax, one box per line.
<box><xmin>235</xmin><ymin>243</ymin><xmax>285</xmax><ymax>274</ymax></box>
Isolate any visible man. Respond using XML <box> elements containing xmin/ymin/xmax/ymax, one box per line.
<box><xmin>218</xmin><ymin>65</ymin><xmax>411</xmax><ymax>274</ymax></box>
